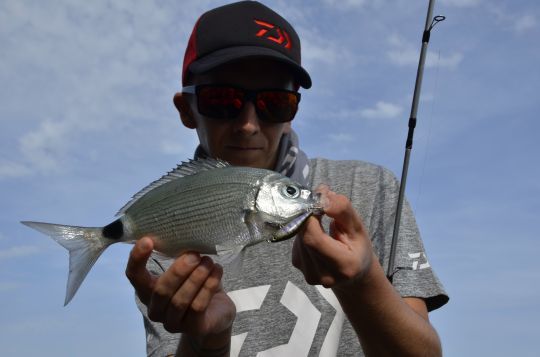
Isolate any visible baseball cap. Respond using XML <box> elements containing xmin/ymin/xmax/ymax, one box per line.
<box><xmin>182</xmin><ymin>1</ymin><xmax>312</xmax><ymax>89</ymax></box>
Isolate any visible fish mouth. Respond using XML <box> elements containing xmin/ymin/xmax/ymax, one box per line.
<box><xmin>269</xmin><ymin>210</ymin><xmax>313</xmax><ymax>243</ymax></box>
<box><xmin>268</xmin><ymin>197</ymin><xmax>324</xmax><ymax>243</ymax></box>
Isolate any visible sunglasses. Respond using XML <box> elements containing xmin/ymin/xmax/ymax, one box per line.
<box><xmin>182</xmin><ymin>84</ymin><xmax>301</xmax><ymax>123</ymax></box>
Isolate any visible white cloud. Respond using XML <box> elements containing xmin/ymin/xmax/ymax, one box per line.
<box><xmin>420</xmin><ymin>92</ymin><xmax>435</xmax><ymax>103</ymax></box>
<box><xmin>329</xmin><ymin>100</ymin><xmax>403</xmax><ymax>121</ymax></box>
<box><xmin>387</xmin><ymin>47</ymin><xmax>420</xmax><ymax>67</ymax></box>
<box><xmin>514</xmin><ymin>14</ymin><xmax>537</xmax><ymax>33</ymax></box>
<box><xmin>160</xmin><ymin>140</ymin><xmax>186</xmax><ymax>156</ymax></box>
<box><xmin>427</xmin><ymin>51</ymin><xmax>464</xmax><ymax>68</ymax></box>
<box><xmin>0</xmin><ymin>245</ymin><xmax>40</xmax><ymax>261</ymax></box>
<box><xmin>0</xmin><ymin>161</ymin><xmax>31</xmax><ymax>179</ymax></box>
<box><xmin>387</xmin><ymin>34</ymin><xmax>463</xmax><ymax>69</ymax></box>
<box><xmin>18</xmin><ymin>120</ymin><xmax>74</xmax><ymax>174</ymax></box>
<box><xmin>439</xmin><ymin>0</ymin><xmax>482</xmax><ymax>7</ymax></box>
<box><xmin>320</xmin><ymin>0</ymin><xmax>387</xmax><ymax>10</ymax></box>
<box><xmin>360</xmin><ymin>101</ymin><xmax>403</xmax><ymax>119</ymax></box>
<box><xmin>0</xmin><ymin>0</ymin><xmax>197</xmax><ymax>179</ymax></box>
<box><xmin>300</xmin><ymin>26</ymin><xmax>356</xmax><ymax>67</ymax></box>
<box><xmin>322</xmin><ymin>0</ymin><xmax>368</xmax><ymax>9</ymax></box>
<box><xmin>0</xmin><ymin>282</ymin><xmax>23</xmax><ymax>293</ymax></box>
<box><xmin>1</xmin><ymin>117</ymin><xmax>102</xmax><ymax>179</ymax></box>
<box><xmin>0</xmin><ymin>114</ymin><xmax>115</xmax><ymax>179</ymax></box>
<box><xmin>0</xmin><ymin>118</ymin><xmax>79</xmax><ymax>179</ymax></box>
<box><xmin>488</xmin><ymin>6</ymin><xmax>538</xmax><ymax>35</ymax></box>
<box><xmin>1</xmin><ymin>316</ymin><xmax>66</xmax><ymax>335</ymax></box>
<box><xmin>329</xmin><ymin>133</ymin><xmax>355</xmax><ymax>143</ymax></box>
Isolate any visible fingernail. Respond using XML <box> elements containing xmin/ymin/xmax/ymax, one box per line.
<box><xmin>315</xmin><ymin>184</ymin><xmax>331</xmax><ymax>194</ymax></box>
<box><xmin>139</xmin><ymin>238</ymin><xmax>150</xmax><ymax>251</ymax></box>
<box><xmin>313</xmin><ymin>186</ymin><xmax>332</xmax><ymax>212</ymax></box>
<box><xmin>185</xmin><ymin>252</ymin><xmax>200</xmax><ymax>265</ymax></box>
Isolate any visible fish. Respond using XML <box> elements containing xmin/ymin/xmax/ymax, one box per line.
<box><xmin>21</xmin><ymin>158</ymin><xmax>322</xmax><ymax>305</ymax></box>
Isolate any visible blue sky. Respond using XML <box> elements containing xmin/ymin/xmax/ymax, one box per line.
<box><xmin>1</xmin><ymin>0</ymin><xmax>539</xmax><ymax>355</ymax></box>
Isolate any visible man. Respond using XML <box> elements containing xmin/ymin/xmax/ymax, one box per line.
<box><xmin>125</xmin><ymin>1</ymin><xmax>448</xmax><ymax>356</ymax></box>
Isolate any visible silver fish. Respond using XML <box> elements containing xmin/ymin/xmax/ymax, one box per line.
<box><xmin>21</xmin><ymin>158</ymin><xmax>322</xmax><ymax>305</ymax></box>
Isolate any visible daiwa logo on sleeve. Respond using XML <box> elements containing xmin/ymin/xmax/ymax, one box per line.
<box><xmin>408</xmin><ymin>252</ymin><xmax>431</xmax><ymax>270</ymax></box>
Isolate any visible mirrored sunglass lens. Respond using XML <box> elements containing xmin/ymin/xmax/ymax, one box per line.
<box><xmin>257</xmin><ymin>92</ymin><xmax>298</xmax><ymax>122</ymax></box>
<box><xmin>198</xmin><ymin>87</ymin><xmax>244</xmax><ymax>119</ymax></box>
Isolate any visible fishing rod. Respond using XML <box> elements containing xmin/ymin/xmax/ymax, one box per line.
<box><xmin>386</xmin><ymin>0</ymin><xmax>445</xmax><ymax>281</ymax></box>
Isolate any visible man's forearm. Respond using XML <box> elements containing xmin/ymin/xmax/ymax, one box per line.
<box><xmin>333</xmin><ymin>254</ymin><xmax>442</xmax><ymax>357</ymax></box>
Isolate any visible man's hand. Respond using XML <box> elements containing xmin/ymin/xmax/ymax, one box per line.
<box><xmin>292</xmin><ymin>188</ymin><xmax>375</xmax><ymax>290</ymax></box>
<box><xmin>293</xmin><ymin>188</ymin><xmax>442</xmax><ymax>356</ymax></box>
<box><xmin>125</xmin><ymin>237</ymin><xmax>236</xmax><ymax>342</ymax></box>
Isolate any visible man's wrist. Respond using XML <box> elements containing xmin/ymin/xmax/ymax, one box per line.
<box><xmin>187</xmin><ymin>337</ymin><xmax>230</xmax><ymax>357</ymax></box>
<box><xmin>186</xmin><ymin>327</ymin><xmax>232</xmax><ymax>357</ymax></box>
<box><xmin>331</xmin><ymin>253</ymin><xmax>382</xmax><ymax>299</ymax></box>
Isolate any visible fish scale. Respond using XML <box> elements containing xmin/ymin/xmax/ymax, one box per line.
<box><xmin>124</xmin><ymin>166</ymin><xmax>265</xmax><ymax>215</ymax></box>
<box><xmin>130</xmin><ymin>186</ymin><xmax>256</xmax><ymax>256</ymax></box>
<box><xmin>132</xmin><ymin>183</ymin><xmax>254</xmax><ymax>228</ymax></box>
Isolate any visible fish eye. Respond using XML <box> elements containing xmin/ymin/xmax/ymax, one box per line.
<box><xmin>282</xmin><ymin>185</ymin><xmax>300</xmax><ymax>198</ymax></box>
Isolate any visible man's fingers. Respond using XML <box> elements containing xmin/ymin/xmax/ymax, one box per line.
<box><xmin>323</xmin><ymin>193</ymin><xmax>365</xmax><ymax>237</ymax></box>
<box><xmin>301</xmin><ymin>216</ymin><xmax>344</xmax><ymax>255</ymax></box>
<box><xmin>292</xmin><ymin>234</ymin><xmax>327</xmax><ymax>285</ymax></box>
<box><xmin>190</xmin><ymin>263</ymin><xmax>223</xmax><ymax>313</ymax></box>
<box><xmin>148</xmin><ymin>252</ymin><xmax>202</xmax><ymax>322</ymax></box>
<box><xmin>126</xmin><ymin>237</ymin><xmax>156</xmax><ymax>304</ymax></box>
<box><xmin>298</xmin><ymin>195</ymin><xmax>367</xmax><ymax>274</ymax></box>
<box><xmin>160</xmin><ymin>256</ymin><xmax>215</xmax><ymax>331</ymax></box>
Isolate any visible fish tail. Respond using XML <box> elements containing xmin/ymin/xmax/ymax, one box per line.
<box><xmin>21</xmin><ymin>221</ymin><xmax>113</xmax><ymax>305</ymax></box>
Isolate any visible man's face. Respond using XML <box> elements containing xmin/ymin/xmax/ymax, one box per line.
<box><xmin>176</xmin><ymin>59</ymin><xmax>296</xmax><ymax>170</ymax></box>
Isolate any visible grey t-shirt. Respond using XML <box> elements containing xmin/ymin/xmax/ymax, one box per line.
<box><xmin>136</xmin><ymin>158</ymin><xmax>448</xmax><ymax>356</ymax></box>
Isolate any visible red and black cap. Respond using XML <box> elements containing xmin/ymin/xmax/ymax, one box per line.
<box><xmin>182</xmin><ymin>1</ymin><xmax>312</xmax><ymax>89</ymax></box>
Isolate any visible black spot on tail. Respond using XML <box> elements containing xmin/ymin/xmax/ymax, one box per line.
<box><xmin>102</xmin><ymin>219</ymin><xmax>124</xmax><ymax>240</ymax></box>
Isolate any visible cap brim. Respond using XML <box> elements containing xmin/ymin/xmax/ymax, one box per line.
<box><xmin>188</xmin><ymin>46</ymin><xmax>312</xmax><ymax>89</ymax></box>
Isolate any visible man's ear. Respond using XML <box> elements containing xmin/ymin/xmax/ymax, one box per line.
<box><xmin>173</xmin><ymin>93</ymin><xmax>197</xmax><ymax>129</ymax></box>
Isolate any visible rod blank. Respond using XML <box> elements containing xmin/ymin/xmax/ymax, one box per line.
<box><xmin>386</xmin><ymin>1</ymin><xmax>445</xmax><ymax>281</ymax></box>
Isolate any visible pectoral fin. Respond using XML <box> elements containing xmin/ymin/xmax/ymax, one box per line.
<box><xmin>214</xmin><ymin>243</ymin><xmax>245</xmax><ymax>275</ymax></box>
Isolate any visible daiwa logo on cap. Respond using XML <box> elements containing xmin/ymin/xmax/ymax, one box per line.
<box><xmin>254</xmin><ymin>19</ymin><xmax>292</xmax><ymax>50</ymax></box>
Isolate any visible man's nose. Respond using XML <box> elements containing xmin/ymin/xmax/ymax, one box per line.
<box><xmin>233</xmin><ymin>101</ymin><xmax>260</xmax><ymax>135</ymax></box>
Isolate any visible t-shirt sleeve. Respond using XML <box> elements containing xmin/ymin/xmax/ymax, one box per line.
<box><xmin>311</xmin><ymin>158</ymin><xmax>449</xmax><ymax>312</ymax></box>
<box><xmin>375</xmin><ymin>166</ymin><xmax>449</xmax><ymax>311</ymax></box>
<box><xmin>134</xmin><ymin>256</ymin><xmax>182</xmax><ymax>356</ymax></box>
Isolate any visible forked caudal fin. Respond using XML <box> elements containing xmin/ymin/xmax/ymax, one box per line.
<box><xmin>20</xmin><ymin>221</ymin><xmax>113</xmax><ymax>305</ymax></box>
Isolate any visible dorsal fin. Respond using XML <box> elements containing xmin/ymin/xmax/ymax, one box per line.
<box><xmin>115</xmin><ymin>158</ymin><xmax>230</xmax><ymax>216</ymax></box>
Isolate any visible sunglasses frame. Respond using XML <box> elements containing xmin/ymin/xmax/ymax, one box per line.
<box><xmin>182</xmin><ymin>84</ymin><xmax>301</xmax><ymax>123</ymax></box>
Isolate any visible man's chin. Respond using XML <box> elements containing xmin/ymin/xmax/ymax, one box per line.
<box><xmin>228</xmin><ymin>158</ymin><xmax>264</xmax><ymax>169</ymax></box>
<box><xmin>222</xmin><ymin>155</ymin><xmax>271</xmax><ymax>170</ymax></box>
<box><xmin>218</xmin><ymin>149</ymin><xmax>272</xmax><ymax>169</ymax></box>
